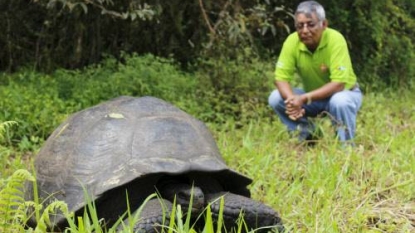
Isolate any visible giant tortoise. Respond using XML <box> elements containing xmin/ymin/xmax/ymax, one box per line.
<box><xmin>26</xmin><ymin>96</ymin><xmax>284</xmax><ymax>232</ymax></box>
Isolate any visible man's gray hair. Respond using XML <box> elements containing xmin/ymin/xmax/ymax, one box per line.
<box><xmin>295</xmin><ymin>1</ymin><xmax>326</xmax><ymax>21</ymax></box>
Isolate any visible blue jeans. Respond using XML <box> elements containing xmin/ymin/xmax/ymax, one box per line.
<box><xmin>268</xmin><ymin>87</ymin><xmax>363</xmax><ymax>141</ymax></box>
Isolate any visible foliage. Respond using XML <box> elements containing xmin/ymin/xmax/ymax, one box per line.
<box><xmin>0</xmin><ymin>54</ymin><xmax>199</xmax><ymax>146</ymax></box>
<box><xmin>199</xmin><ymin>0</ymin><xmax>294</xmax><ymax>59</ymax></box>
<box><xmin>318</xmin><ymin>0</ymin><xmax>415</xmax><ymax>89</ymax></box>
<box><xmin>0</xmin><ymin>72</ymin><xmax>70</xmax><ymax>145</ymax></box>
<box><xmin>0</xmin><ymin>168</ymin><xmax>71</xmax><ymax>233</ymax></box>
<box><xmin>194</xmin><ymin>47</ymin><xmax>274</xmax><ymax>127</ymax></box>
<box><xmin>0</xmin><ymin>121</ymin><xmax>16</xmax><ymax>144</ymax></box>
<box><xmin>0</xmin><ymin>0</ymin><xmax>294</xmax><ymax>71</ymax></box>
<box><xmin>54</xmin><ymin>53</ymin><xmax>198</xmax><ymax>107</ymax></box>
<box><xmin>1</xmin><ymin>121</ymin><xmax>37</xmax><ymax>179</ymax></box>
<box><xmin>0</xmin><ymin>168</ymin><xmax>254</xmax><ymax>232</ymax></box>
<box><xmin>2</xmin><ymin>0</ymin><xmax>415</xmax><ymax>87</ymax></box>
<box><xmin>39</xmin><ymin>0</ymin><xmax>157</xmax><ymax>21</ymax></box>
<box><xmin>34</xmin><ymin>201</ymin><xmax>70</xmax><ymax>233</ymax></box>
<box><xmin>0</xmin><ymin>53</ymin><xmax>273</xmax><ymax>146</ymax></box>
<box><xmin>0</xmin><ymin>169</ymin><xmax>35</xmax><ymax>232</ymax></box>
<box><xmin>350</xmin><ymin>0</ymin><xmax>415</xmax><ymax>87</ymax></box>
<box><xmin>0</xmin><ymin>0</ymin><xmax>161</xmax><ymax>71</ymax></box>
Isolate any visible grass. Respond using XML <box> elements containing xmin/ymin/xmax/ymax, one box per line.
<box><xmin>215</xmin><ymin>90</ymin><xmax>415</xmax><ymax>232</ymax></box>
<box><xmin>1</xmin><ymin>88</ymin><xmax>415</xmax><ymax>232</ymax></box>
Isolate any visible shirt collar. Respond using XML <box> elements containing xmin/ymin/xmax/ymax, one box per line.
<box><xmin>299</xmin><ymin>28</ymin><xmax>329</xmax><ymax>52</ymax></box>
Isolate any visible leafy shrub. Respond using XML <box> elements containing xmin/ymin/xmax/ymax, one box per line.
<box><xmin>1</xmin><ymin>53</ymin><xmax>275</xmax><ymax>145</ymax></box>
<box><xmin>0</xmin><ymin>72</ymin><xmax>69</xmax><ymax>146</ymax></box>
<box><xmin>0</xmin><ymin>54</ymin><xmax>199</xmax><ymax>145</ymax></box>
<box><xmin>0</xmin><ymin>169</ymin><xmax>36</xmax><ymax>232</ymax></box>
<box><xmin>0</xmin><ymin>121</ymin><xmax>29</xmax><ymax>176</ymax></box>
<box><xmin>55</xmin><ymin>53</ymin><xmax>198</xmax><ymax>107</ymax></box>
<box><xmin>194</xmin><ymin>47</ymin><xmax>275</xmax><ymax>127</ymax></box>
<box><xmin>320</xmin><ymin>0</ymin><xmax>415</xmax><ymax>89</ymax></box>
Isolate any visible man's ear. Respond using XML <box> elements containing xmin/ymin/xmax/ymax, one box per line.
<box><xmin>322</xmin><ymin>20</ymin><xmax>329</xmax><ymax>29</ymax></box>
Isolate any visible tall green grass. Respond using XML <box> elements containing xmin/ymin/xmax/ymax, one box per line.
<box><xmin>0</xmin><ymin>169</ymin><xmax>251</xmax><ymax>232</ymax></box>
<box><xmin>215</xmin><ymin>90</ymin><xmax>415</xmax><ymax>232</ymax></box>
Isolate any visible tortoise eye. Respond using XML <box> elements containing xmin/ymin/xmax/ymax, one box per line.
<box><xmin>177</xmin><ymin>192</ymin><xmax>187</xmax><ymax>201</ymax></box>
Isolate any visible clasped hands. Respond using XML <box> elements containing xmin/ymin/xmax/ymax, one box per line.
<box><xmin>285</xmin><ymin>95</ymin><xmax>306</xmax><ymax>121</ymax></box>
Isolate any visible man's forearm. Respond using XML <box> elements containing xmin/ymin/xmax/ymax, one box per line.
<box><xmin>275</xmin><ymin>80</ymin><xmax>294</xmax><ymax>100</ymax></box>
<box><xmin>305</xmin><ymin>82</ymin><xmax>345</xmax><ymax>102</ymax></box>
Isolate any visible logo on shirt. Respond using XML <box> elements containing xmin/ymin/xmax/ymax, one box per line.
<box><xmin>277</xmin><ymin>61</ymin><xmax>284</xmax><ymax>68</ymax></box>
<box><xmin>320</xmin><ymin>64</ymin><xmax>328</xmax><ymax>73</ymax></box>
<box><xmin>338</xmin><ymin>66</ymin><xmax>346</xmax><ymax>71</ymax></box>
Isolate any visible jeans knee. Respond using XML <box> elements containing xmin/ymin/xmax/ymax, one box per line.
<box><xmin>329</xmin><ymin>93</ymin><xmax>353</xmax><ymax>110</ymax></box>
<box><xmin>268</xmin><ymin>90</ymin><xmax>284</xmax><ymax>110</ymax></box>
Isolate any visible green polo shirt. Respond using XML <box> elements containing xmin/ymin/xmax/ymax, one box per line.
<box><xmin>275</xmin><ymin>28</ymin><xmax>356</xmax><ymax>91</ymax></box>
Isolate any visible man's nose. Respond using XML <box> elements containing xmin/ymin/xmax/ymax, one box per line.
<box><xmin>302</xmin><ymin>25</ymin><xmax>311</xmax><ymax>32</ymax></box>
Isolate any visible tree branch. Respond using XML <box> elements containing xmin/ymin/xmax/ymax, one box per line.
<box><xmin>198</xmin><ymin>0</ymin><xmax>215</xmax><ymax>36</ymax></box>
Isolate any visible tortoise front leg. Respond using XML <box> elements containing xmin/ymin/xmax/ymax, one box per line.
<box><xmin>120</xmin><ymin>198</ymin><xmax>172</xmax><ymax>233</ymax></box>
<box><xmin>206</xmin><ymin>192</ymin><xmax>284</xmax><ymax>233</ymax></box>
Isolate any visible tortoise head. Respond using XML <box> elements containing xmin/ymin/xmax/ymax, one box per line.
<box><xmin>157</xmin><ymin>178</ymin><xmax>205</xmax><ymax>215</ymax></box>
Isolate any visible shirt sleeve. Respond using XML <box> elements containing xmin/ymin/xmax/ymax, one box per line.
<box><xmin>328</xmin><ymin>33</ymin><xmax>354</xmax><ymax>85</ymax></box>
<box><xmin>275</xmin><ymin>34</ymin><xmax>297</xmax><ymax>82</ymax></box>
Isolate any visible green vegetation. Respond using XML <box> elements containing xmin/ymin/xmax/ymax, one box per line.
<box><xmin>2</xmin><ymin>0</ymin><xmax>415</xmax><ymax>88</ymax></box>
<box><xmin>1</xmin><ymin>54</ymin><xmax>415</xmax><ymax>232</ymax></box>
<box><xmin>2</xmin><ymin>1</ymin><xmax>415</xmax><ymax>231</ymax></box>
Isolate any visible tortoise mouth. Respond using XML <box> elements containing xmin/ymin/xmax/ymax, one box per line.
<box><xmin>190</xmin><ymin>200</ymin><xmax>204</xmax><ymax>211</ymax></box>
<box><xmin>191</xmin><ymin>207</ymin><xmax>202</xmax><ymax>214</ymax></box>
<box><xmin>182</xmin><ymin>200</ymin><xmax>204</xmax><ymax>214</ymax></box>
<box><xmin>176</xmin><ymin>205</ymin><xmax>202</xmax><ymax>215</ymax></box>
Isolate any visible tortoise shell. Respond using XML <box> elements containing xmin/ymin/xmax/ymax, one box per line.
<box><xmin>28</xmin><ymin>96</ymin><xmax>252</xmax><ymax>227</ymax></box>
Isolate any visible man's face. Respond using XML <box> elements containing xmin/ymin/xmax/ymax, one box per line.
<box><xmin>295</xmin><ymin>13</ymin><xmax>327</xmax><ymax>50</ymax></box>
